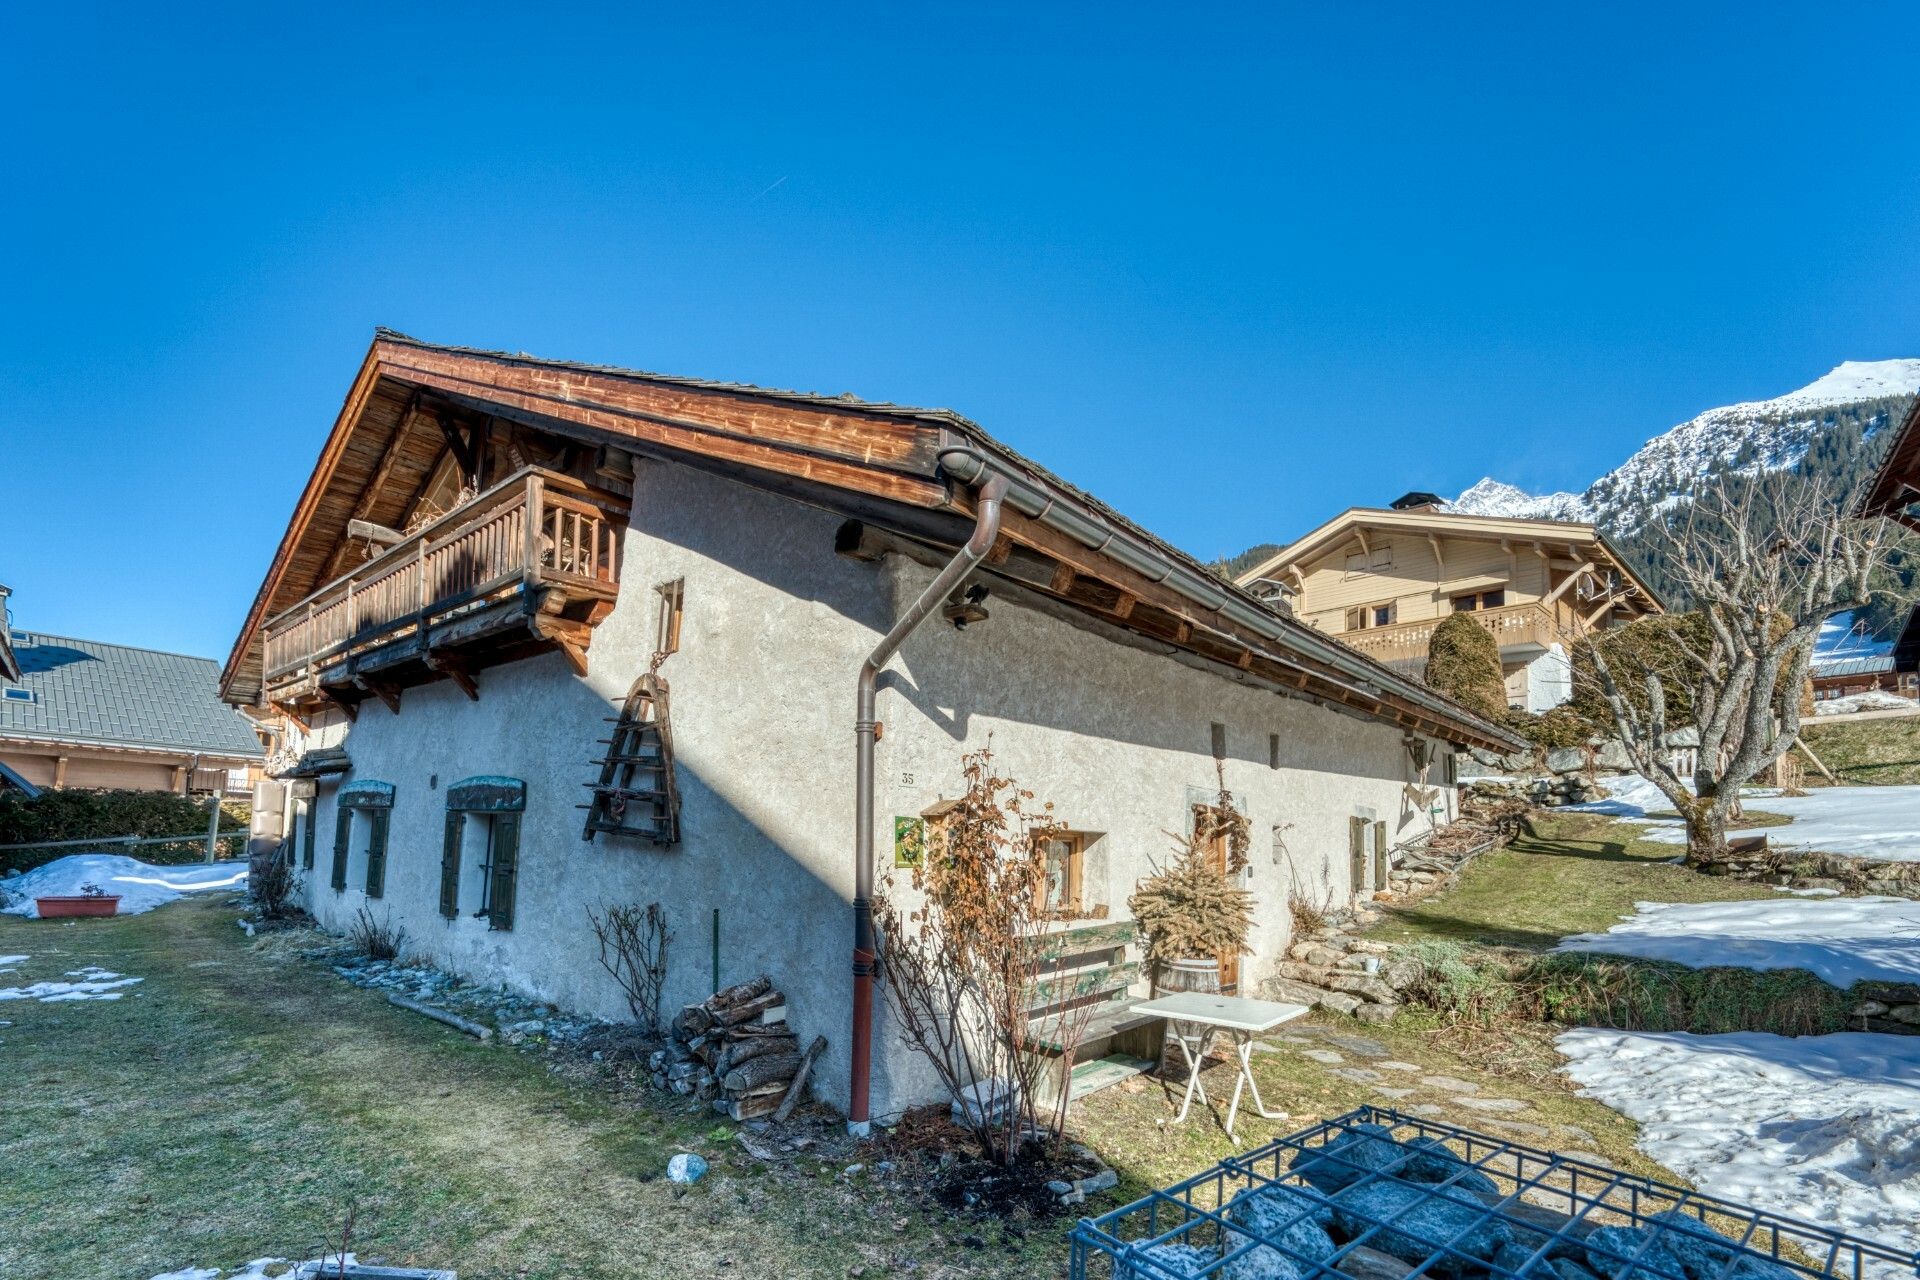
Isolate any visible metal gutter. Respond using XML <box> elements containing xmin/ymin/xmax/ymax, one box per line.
<box><xmin>934</xmin><ymin>446</ymin><xmax>1521</xmax><ymax>751</ymax></box>
<box><xmin>847</xmin><ymin>470</ymin><xmax>1010</xmax><ymax>1136</ymax></box>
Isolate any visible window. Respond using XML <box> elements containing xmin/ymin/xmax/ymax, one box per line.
<box><xmin>1451</xmin><ymin>588</ymin><xmax>1507</xmax><ymax>613</ymax></box>
<box><xmin>331</xmin><ymin>781</ymin><xmax>394</xmax><ymax>897</ymax></box>
<box><xmin>1344</xmin><ymin>601</ymin><xmax>1396</xmax><ymax>631</ymax></box>
<box><xmin>440</xmin><ymin>777</ymin><xmax>526</xmax><ymax>930</ymax></box>
<box><xmin>1038</xmin><ymin>834</ymin><xmax>1086</xmax><ymax>916</ymax></box>
<box><xmin>584</xmin><ymin>674</ymin><xmax>680</xmax><ymax>844</ymax></box>
<box><xmin>655</xmin><ymin>579</ymin><xmax>685</xmax><ymax>657</ymax></box>
<box><xmin>2</xmin><ymin>688</ymin><xmax>33</xmax><ymax>703</ymax></box>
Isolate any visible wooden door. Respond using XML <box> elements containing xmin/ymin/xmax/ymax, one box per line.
<box><xmin>1202</xmin><ymin>828</ymin><xmax>1240</xmax><ymax>992</ymax></box>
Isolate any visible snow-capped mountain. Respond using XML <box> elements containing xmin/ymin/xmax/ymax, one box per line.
<box><xmin>1447</xmin><ymin>359</ymin><xmax>1920</xmax><ymax>533</ymax></box>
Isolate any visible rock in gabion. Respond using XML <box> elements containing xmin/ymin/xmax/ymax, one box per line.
<box><xmin>1641</xmin><ymin>1211</ymin><xmax>1798</xmax><ymax>1280</ymax></box>
<box><xmin>1290</xmin><ymin>1123</ymin><xmax>1417</xmax><ymax>1192</ymax></box>
<box><xmin>1401</xmin><ymin>1136</ymin><xmax>1501</xmax><ymax>1195</ymax></box>
<box><xmin>1584</xmin><ymin>1226</ymin><xmax>1688</xmax><ymax>1280</ymax></box>
<box><xmin>1330</xmin><ymin>1178</ymin><xmax>1513</xmax><ymax>1274</ymax></box>
<box><xmin>1118</xmin><ymin>1242</ymin><xmax>1222</xmax><ymax>1279</ymax></box>
<box><xmin>1222</xmin><ymin>1182</ymin><xmax>1337</xmax><ymax>1280</ymax></box>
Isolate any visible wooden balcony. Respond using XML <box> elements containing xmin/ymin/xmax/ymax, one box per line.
<box><xmin>1335</xmin><ymin>601</ymin><xmax>1573</xmax><ymax>669</ymax></box>
<box><xmin>262</xmin><ymin>467</ymin><xmax>625</xmax><ymax>712</ymax></box>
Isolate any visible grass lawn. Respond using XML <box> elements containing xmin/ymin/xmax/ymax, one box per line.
<box><xmin>1803</xmin><ymin>714</ymin><xmax>1920</xmax><ymax>785</ymax></box>
<box><xmin>0</xmin><ymin>890</ymin><xmax>1688</xmax><ymax>1280</ymax></box>
<box><xmin>0</xmin><ymin>896</ymin><xmax>1060</xmax><ymax>1280</ymax></box>
<box><xmin>1360</xmin><ymin>811</ymin><xmax>1781</xmax><ymax>951</ymax></box>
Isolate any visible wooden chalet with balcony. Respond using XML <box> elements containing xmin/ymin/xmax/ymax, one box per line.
<box><xmin>1235</xmin><ymin>493</ymin><xmax>1662</xmax><ymax>712</ymax></box>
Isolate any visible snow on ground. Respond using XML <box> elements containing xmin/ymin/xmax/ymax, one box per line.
<box><xmin>0</xmin><ymin>854</ymin><xmax>246</xmax><ymax>917</ymax></box>
<box><xmin>151</xmin><ymin>1254</ymin><xmax>356</xmax><ymax>1280</ymax></box>
<box><xmin>1814</xmin><ymin>691</ymin><xmax>1918</xmax><ymax>716</ymax></box>
<box><xmin>0</xmin><ymin>964</ymin><xmax>141</xmax><ymax>1002</ymax></box>
<box><xmin>0</xmin><ymin>953</ymin><xmax>26</xmax><ymax>972</ymax></box>
<box><xmin>1571</xmin><ymin>776</ymin><xmax>1920</xmax><ymax>862</ymax></box>
<box><xmin>1556</xmin><ymin>897</ymin><xmax>1920</xmax><ymax>988</ymax></box>
<box><xmin>1817</xmin><ymin>610</ymin><xmax>1896</xmax><ymax>662</ymax></box>
<box><xmin>1559</xmin><ymin>1028</ymin><xmax>1920</xmax><ymax>1270</ymax></box>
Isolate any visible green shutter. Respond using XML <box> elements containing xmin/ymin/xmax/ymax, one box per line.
<box><xmin>488</xmin><ymin>812</ymin><xmax>520</xmax><ymax>931</ymax></box>
<box><xmin>365</xmin><ymin>810</ymin><xmax>390</xmax><ymax>899</ymax></box>
<box><xmin>1373</xmin><ymin>820</ymin><xmax>1389</xmax><ymax>892</ymax></box>
<box><xmin>440</xmin><ymin>811</ymin><xmax>463</xmax><ymax>919</ymax></box>
<box><xmin>331</xmin><ymin>807</ymin><xmax>351</xmax><ymax>892</ymax></box>
<box><xmin>302</xmin><ymin>800</ymin><xmax>317</xmax><ymax>870</ymax></box>
<box><xmin>1348</xmin><ymin>816</ymin><xmax>1367</xmax><ymax>894</ymax></box>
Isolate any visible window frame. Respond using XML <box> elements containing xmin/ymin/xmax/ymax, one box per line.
<box><xmin>1035</xmin><ymin>832</ymin><xmax>1089</xmax><ymax>918</ymax></box>
<box><xmin>441</xmin><ymin>777</ymin><xmax>526</xmax><ymax>930</ymax></box>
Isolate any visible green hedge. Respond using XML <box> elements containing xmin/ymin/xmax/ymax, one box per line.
<box><xmin>0</xmin><ymin>790</ymin><xmax>250</xmax><ymax>876</ymax></box>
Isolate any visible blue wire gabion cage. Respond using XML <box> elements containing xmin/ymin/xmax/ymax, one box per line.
<box><xmin>1068</xmin><ymin>1107</ymin><xmax>1917</xmax><ymax>1280</ymax></box>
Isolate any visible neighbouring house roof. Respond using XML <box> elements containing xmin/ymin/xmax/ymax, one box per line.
<box><xmin>1232</xmin><ymin>505</ymin><xmax>1665</xmax><ymax>610</ymax></box>
<box><xmin>1812</xmin><ymin>655</ymin><xmax>1896</xmax><ymax>679</ymax></box>
<box><xmin>1</xmin><ymin>631</ymin><xmax>265</xmax><ymax>760</ymax></box>
<box><xmin>1857</xmin><ymin>394</ymin><xmax>1920</xmax><ymax>523</ymax></box>
<box><xmin>275</xmin><ymin>745</ymin><xmax>351</xmax><ymax>779</ymax></box>
<box><xmin>221</xmin><ymin>331</ymin><xmax>1526</xmax><ymax>752</ymax></box>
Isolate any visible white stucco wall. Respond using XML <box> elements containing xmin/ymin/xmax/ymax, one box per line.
<box><xmin>295</xmin><ymin>459</ymin><xmax>1456</xmax><ymax>1121</ymax></box>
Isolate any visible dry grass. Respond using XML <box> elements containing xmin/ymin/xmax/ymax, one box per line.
<box><xmin>0</xmin><ymin>897</ymin><xmax>1060</xmax><ymax>1280</ymax></box>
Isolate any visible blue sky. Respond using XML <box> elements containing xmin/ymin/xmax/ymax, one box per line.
<box><xmin>6</xmin><ymin>4</ymin><xmax>1920</xmax><ymax>661</ymax></box>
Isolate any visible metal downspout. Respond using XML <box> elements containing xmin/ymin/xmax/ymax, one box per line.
<box><xmin>848</xmin><ymin>469</ymin><xmax>1008</xmax><ymax>1136</ymax></box>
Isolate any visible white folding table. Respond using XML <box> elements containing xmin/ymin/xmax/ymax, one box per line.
<box><xmin>1128</xmin><ymin>991</ymin><xmax>1309</xmax><ymax>1137</ymax></box>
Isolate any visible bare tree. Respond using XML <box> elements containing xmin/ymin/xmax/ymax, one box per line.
<box><xmin>587</xmin><ymin>900</ymin><xmax>672</xmax><ymax>1034</ymax></box>
<box><xmin>1580</xmin><ymin>476</ymin><xmax>1881</xmax><ymax>863</ymax></box>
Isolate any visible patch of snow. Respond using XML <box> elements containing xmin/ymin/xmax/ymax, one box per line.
<box><xmin>1777</xmin><ymin>885</ymin><xmax>1842</xmax><ymax>897</ymax></box>
<box><xmin>1558</xmin><ymin>1028</ymin><xmax>1920</xmax><ymax>1272</ymax></box>
<box><xmin>1730</xmin><ymin>786</ymin><xmax>1920</xmax><ymax>862</ymax></box>
<box><xmin>1564</xmin><ymin>774</ymin><xmax>1680</xmax><ymax>819</ymax></box>
<box><xmin>1817</xmin><ymin>611</ymin><xmax>1895</xmax><ymax>662</ymax></box>
<box><xmin>1555</xmin><ymin>897</ymin><xmax>1920</xmax><ymax>988</ymax></box>
<box><xmin>152</xmin><ymin>1255</ymin><xmax>355</xmax><ymax>1280</ymax></box>
<box><xmin>0</xmin><ymin>854</ymin><xmax>247</xmax><ymax>917</ymax></box>
<box><xmin>0</xmin><ymin>953</ymin><xmax>26</xmax><ymax>972</ymax></box>
<box><xmin>1814</xmin><ymin>691</ymin><xmax>1917</xmax><ymax>716</ymax></box>
<box><xmin>0</xmin><ymin>964</ymin><xmax>142</xmax><ymax>1002</ymax></box>
<box><xmin>1572</xmin><ymin>780</ymin><xmax>1920</xmax><ymax>863</ymax></box>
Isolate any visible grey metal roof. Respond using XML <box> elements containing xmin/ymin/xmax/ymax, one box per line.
<box><xmin>0</xmin><ymin>631</ymin><xmax>264</xmax><ymax>759</ymax></box>
<box><xmin>1812</xmin><ymin>655</ymin><xmax>1896</xmax><ymax>678</ymax></box>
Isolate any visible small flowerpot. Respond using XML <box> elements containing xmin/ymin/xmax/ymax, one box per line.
<box><xmin>35</xmin><ymin>895</ymin><xmax>120</xmax><ymax>919</ymax></box>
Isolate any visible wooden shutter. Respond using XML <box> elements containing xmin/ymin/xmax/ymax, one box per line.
<box><xmin>1348</xmin><ymin>816</ymin><xmax>1367</xmax><ymax>893</ymax></box>
<box><xmin>439</xmin><ymin>811</ymin><xmax>462</xmax><ymax>919</ymax></box>
<box><xmin>302</xmin><ymin>800</ymin><xmax>317</xmax><ymax>870</ymax></box>
<box><xmin>1372</xmin><ymin>820</ymin><xmax>1389</xmax><ymax>892</ymax></box>
<box><xmin>487</xmin><ymin>813</ymin><xmax>520</xmax><ymax>931</ymax></box>
<box><xmin>364</xmin><ymin>810</ymin><xmax>390</xmax><ymax>899</ymax></box>
<box><xmin>331</xmin><ymin>807</ymin><xmax>351</xmax><ymax>892</ymax></box>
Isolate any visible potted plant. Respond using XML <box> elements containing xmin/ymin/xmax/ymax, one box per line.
<box><xmin>1127</xmin><ymin>834</ymin><xmax>1255</xmax><ymax>996</ymax></box>
<box><xmin>36</xmin><ymin>882</ymin><xmax>121</xmax><ymax>919</ymax></box>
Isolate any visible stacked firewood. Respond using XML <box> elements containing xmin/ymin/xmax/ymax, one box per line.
<box><xmin>650</xmin><ymin>975</ymin><xmax>826</xmax><ymax>1122</ymax></box>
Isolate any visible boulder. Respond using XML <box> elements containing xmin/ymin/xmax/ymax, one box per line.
<box><xmin>1329</xmin><ymin>1179</ymin><xmax>1512</xmax><ymax>1272</ymax></box>
<box><xmin>1546</xmin><ymin>747</ymin><xmax>1587</xmax><ymax>775</ymax></box>
<box><xmin>1119</xmin><ymin>1243</ymin><xmax>1220</xmax><ymax>1279</ymax></box>
<box><xmin>1583</xmin><ymin>1225</ymin><xmax>1685</xmax><ymax>1280</ymax></box>
<box><xmin>1222</xmin><ymin>1183</ymin><xmax>1337</xmax><ymax>1280</ymax></box>
<box><xmin>1352</xmin><ymin>1002</ymin><xmax>1399</xmax><ymax>1025</ymax></box>
<box><xmin>1594</xmin><ymin>740</ymin><xmax>1633</xmax><ymax>772</ymax></box>
<box><xmin>1641</xmin><ymin>1211</ymin><xmax>1796</xmax><ymax>1280</ymax></box>
<box><xmin>1324</xmin><ymin>973</ymin><xmax>1401</xmax><ymax>1005</ymax></box>
<box><xmin>1663</xmin><ymin>726</ymin><xmax>1700</xmax><ymax>748</ymax></box>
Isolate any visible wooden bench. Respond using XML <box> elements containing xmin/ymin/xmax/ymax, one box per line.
<box><xmin>1023</xmin><ymin>920</ymin><xmax>1160</xmax><ymax>1103</ymax></box>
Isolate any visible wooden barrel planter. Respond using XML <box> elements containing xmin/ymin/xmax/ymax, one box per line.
<box><xmin>36</xmin><ymin>895</ymin><xmax>121</xmax><ymax>919</ymax></box>
<box><xmin>1156</xmin><ymin>956</ymin><xmax>1222</xmax><ymax>1071</ymax></box>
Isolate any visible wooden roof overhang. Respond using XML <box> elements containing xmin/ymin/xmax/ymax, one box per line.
<box><xmin>1857</xmin><ymin>396</ymin><xmax>1920</xmax><ymax>530</ymax></box>
<box><xmin>1237</xmin><ymin>507</ymin><xmax>1665</xmax><ymax>613</ymax></box>
<box><xmin>223</xmin><ymin>333</ymin><xmax>1524</xmax><ymax>753</ymax></box>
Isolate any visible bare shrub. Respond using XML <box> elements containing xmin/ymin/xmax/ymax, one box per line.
<box><xmin>249</xmin><ymin>845</ymin><xmax>296</xmax><ymax>919</ymax></box>
<box><xmin>873</xmin><ymin>748</ymin><xmax>1093</xmax><ymax>1165</ymax></box>
<box><xmin>347</xmin><ymin>905</ymin><xmax>406</xmax><ymax>961</ymax></box>
<box><xmin>587</xmin><ymin>900</ymin><xmax>671</xmax><ymax>1034</ymax></box>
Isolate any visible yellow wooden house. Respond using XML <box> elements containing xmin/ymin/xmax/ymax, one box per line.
<box><xmin>1234</xmin><ymin>494</ymin><xmax>1663</xmax><ymax>712</ymax></box>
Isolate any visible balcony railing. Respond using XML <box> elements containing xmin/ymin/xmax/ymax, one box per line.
<box><xmin>1335</xmin><ymin>601</ymin><xmax>1573</xmax><ymax>668</ymax></box>
<box><xmin>262</xmin><ymin>467</ymin><xmax>624</xmax><ymax>694</ymax></box>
